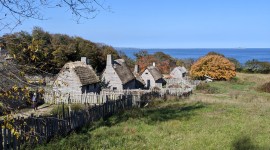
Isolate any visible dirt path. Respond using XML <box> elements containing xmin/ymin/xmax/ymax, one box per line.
<box><xmin>1</xmin><ymin>104</ymin><xmax>55</xmax><ymax>120</ymax></box>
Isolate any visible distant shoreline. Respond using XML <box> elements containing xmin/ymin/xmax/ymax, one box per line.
<box><xmin>115</xmin><ymin>47</ymin><xmax>270</xmax><ymax>50</ymax></box>
<box><xmin>116</xmin><ymin>48</ymin><xmax>270</xmax><ymax>64</ymax></box>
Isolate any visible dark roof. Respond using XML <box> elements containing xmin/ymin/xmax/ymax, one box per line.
<box><xmin>147</xmin><ymin>66</ymin><xmax>163</xmax><ymax>81</ymax></box>
<box><xmin>62</xmin><ymin>61</ymin><xmax>99</xmax><ymax>86</ymax></box>
<box><xmin>113</xmin><ymin>59</ymin><xmax>135</xmax><ymax>84</ymax></box>
<box><xmin>134</xmin><ymin>73</ymin><xmax>145</xmax><ymax>85</ymax></box>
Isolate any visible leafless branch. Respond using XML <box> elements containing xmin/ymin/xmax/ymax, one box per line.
<box><xmin>0</xmin><ymin>0</ymin><xmax>108</xmax><ymax>32</ymax></box>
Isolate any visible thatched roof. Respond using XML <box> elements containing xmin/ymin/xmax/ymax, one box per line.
<box><xmin>174</xmin><ymin>66</ymin><xmax>187</xmax><ymax>73</ymax></box>
<box><xmin>62</xmin><ymin>61</ymin><xmax>99</xmax><ymax>86</ymax></box>
<box><xmin>147</xmin><ymin>66</ymin><xmax>163</xmax><ymax>81</ymax></box>
<box><xmin>74</xmin><ymin>66</ymin><xmax>99</xmax><ymax>85</ymax></box>
<box><xmin>113</xmin><ymin>59</ymin><xmax>135</xmax><ymax>84</ymax></box>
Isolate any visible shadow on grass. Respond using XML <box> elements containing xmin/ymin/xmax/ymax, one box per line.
<box><xmin>232</xmin><ymin>135</ymin><xmax>268</xmax><ymax>150</ymax></box>
<box><xmin>35</xmin><ymin>102</ymin><xmax>206</xmax><ymax>149</ymax></box>
<box><xmin>144</xmin><ymin>102</ymin><xmax>205</xmax><ymax>124</ymax></box>
<box><xmin>96</xmin><ymin>102</ymin><xmax>206</xmax><ymax>128</ymax></box>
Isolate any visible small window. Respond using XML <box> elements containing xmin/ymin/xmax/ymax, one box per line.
<box><xmin>182</xmin><ymin>73</ymin><xmax>186</xmax><ymax>78</ymax></box>
<box><xmin>145</xmin><ymin>72</ymin><xmax>148</xmax><ymax>74</ymax></box>
<box><xmin>86</xmin><ymin>85</ymin><xmax>90</xmax><ymax>91</ymax></box>
<box><xmin>113</xmin><ymin>87</ymin><xmax>117</xmax><ymax>90</ymax></box>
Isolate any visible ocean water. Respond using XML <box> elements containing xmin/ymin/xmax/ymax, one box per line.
<box><xmin>117</xmin><ymin>48</ymin><xmax>270</xmax><ymax>64</ymax></box>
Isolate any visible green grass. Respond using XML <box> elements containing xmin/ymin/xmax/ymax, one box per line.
<box><xmin>36</xmin><ymin>73</ymin><xmax>270</xmax><ymax>150</ymax></box>
<box><xmin>50</xmin><ymin>103</ymin><xmax>86</xmax><ymax>115</ymax></box>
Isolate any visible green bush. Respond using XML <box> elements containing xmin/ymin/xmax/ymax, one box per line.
<box><xmin>243</xmin><ymin>59</ymin><xmax>270</xmax><ymax>74</ymax></box>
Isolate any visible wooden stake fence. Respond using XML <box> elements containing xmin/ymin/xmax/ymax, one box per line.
<box><xmin>0</xmin><ymin>96</ymin><xmax>132</xmax><ymax>150</ymax></box>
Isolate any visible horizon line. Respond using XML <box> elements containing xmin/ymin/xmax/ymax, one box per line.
<box><xmin>114</xmin><ymin>47</ymin><xmax>270</xmax><ymax>50</ymax></box>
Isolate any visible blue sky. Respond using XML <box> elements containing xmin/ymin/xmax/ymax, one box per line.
<box><xmin>2</xmin><ymin>0</ymin><xmax>270</xmax><ymax>48</ymax></box>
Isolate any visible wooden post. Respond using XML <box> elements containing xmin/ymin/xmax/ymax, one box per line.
<box><xmin>3</xmin><ymin>128</ymin><xmax>7</xmax><ymax>150</ymax></box>
<box><xmin>13</xmin><ymin>132</ymin><xmax>17</xmax><ymax>150</ymax></box>
<box><xmin>62</xmin><ymin>102</ymin><xmax>65</xmax><ymax>119</ymax></box>
<box><xmin>8</xmin><ymin>129</ymin><xmax>11</xmax><ymax>149</ymax></box>
<box><xmin>0</xmin><ymin>124</ymin><xmax>2</xmax><ymax>150</ymax></box>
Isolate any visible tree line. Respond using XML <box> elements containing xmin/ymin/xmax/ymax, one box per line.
<box><xmin>1</xmin><ymin>28</ymin><xmax>194</xmax><ymax>76</ymax></box>
<box><xmin>1</xmin><ymin>27</ymin><xmax>120</xmax><ymax>75</ymax></box>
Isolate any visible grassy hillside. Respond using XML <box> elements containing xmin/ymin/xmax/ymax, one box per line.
<box><xmin>36</xmin><ymin>73</ymin><xmax>270</xmax><ymax>150</ymax></box>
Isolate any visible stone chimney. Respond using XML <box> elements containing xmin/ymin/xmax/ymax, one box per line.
<box><xmin>107</xmin><ymin>54</ymin><xmax>112</xmax><ymax>66</ymax></box>
<box><xmin>153</xmin><ymin>62</ymin><xmax>156</xmax><ymax>67</ymax></box>
<box><xmin>134</xmin><ymin>65</ymin><xmax>139</xmax><ymax>74</ymax></box>
<box><xmin>81</xmin><ymin>57</ymin><xmax>87</xmax><ymax>64</ymax></box>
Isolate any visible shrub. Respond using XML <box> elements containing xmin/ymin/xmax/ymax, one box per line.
<box><xmin>227</xmin><ymin>57</ymin><xmax>242</xmax><ymax>72</ymax></box>
<box><xmin>190</xmin><ymin>55</ymin><xmax>236</xmax><ymax>80</ymax></box>
<box><xmin>258</xmin><ymin>82</ymin><xmax>270</xmax><ymax>93</ymax></box>
<box><xmin>243</xmin><ymin>59</ymin><xmax>270</xmax><ymax>74</ymax></box>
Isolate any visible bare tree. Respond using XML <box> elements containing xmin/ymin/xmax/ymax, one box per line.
<box><xmin>0</xmin><ymin>0</ymin><xmax>109</xmax><ymax>31</ymax></box>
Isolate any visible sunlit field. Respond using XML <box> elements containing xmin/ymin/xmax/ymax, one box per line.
<box><xmin>36</xmin><ymin>73</ymin><xmax>270</xmax><ymax>150</ymax></box>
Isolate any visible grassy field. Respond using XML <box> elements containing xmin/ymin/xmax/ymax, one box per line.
<box><xmin>36</xmin><ymin>73</ymin><xmax>270</xmax><ymax>150</ymax></box>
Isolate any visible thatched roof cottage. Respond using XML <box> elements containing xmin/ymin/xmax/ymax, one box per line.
<box><xmin>170</xmin><ymin>66</ymin><xmax>187</xmax><ymax>79</ymax></box>
<box><xmin>102</xmin><ymin>55</ymin><xmax>136</xmax><ymax>90</ymax></box>
<box><xmin>141</xmin><ymin>63</ymin><xmax>166</xmax><ymax>89</ymax></box>
<box><xmin>53</xmin><ymin>57</ymin><xmax>100</xmax><ymax>94</ymax></box>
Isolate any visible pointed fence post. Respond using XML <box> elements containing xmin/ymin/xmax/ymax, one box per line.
<box><xmin>62</xmin><ymin>102</ymin><xmax>65</xmax><ymax>119</ymax></box>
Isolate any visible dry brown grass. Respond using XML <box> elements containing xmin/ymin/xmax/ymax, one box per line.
<box><xmin>237</xmin><ymin>72</ymin><xmax>270</xmax><ymax>86</ymax></box>
<box><xmin>189</xmin><ymin>72</ymin><xmax>270</xmax><ymax>109</ymax></box>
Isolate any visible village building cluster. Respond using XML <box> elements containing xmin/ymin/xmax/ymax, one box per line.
<box><xmin>53</xmin><ymin>54</ymin><xmax>190</xmax><ymax>95</ymax></box>
<box><xmin>0</xmin><ymin>48</ymin><xmax>194</xmax><ymax>107</ymax></box>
